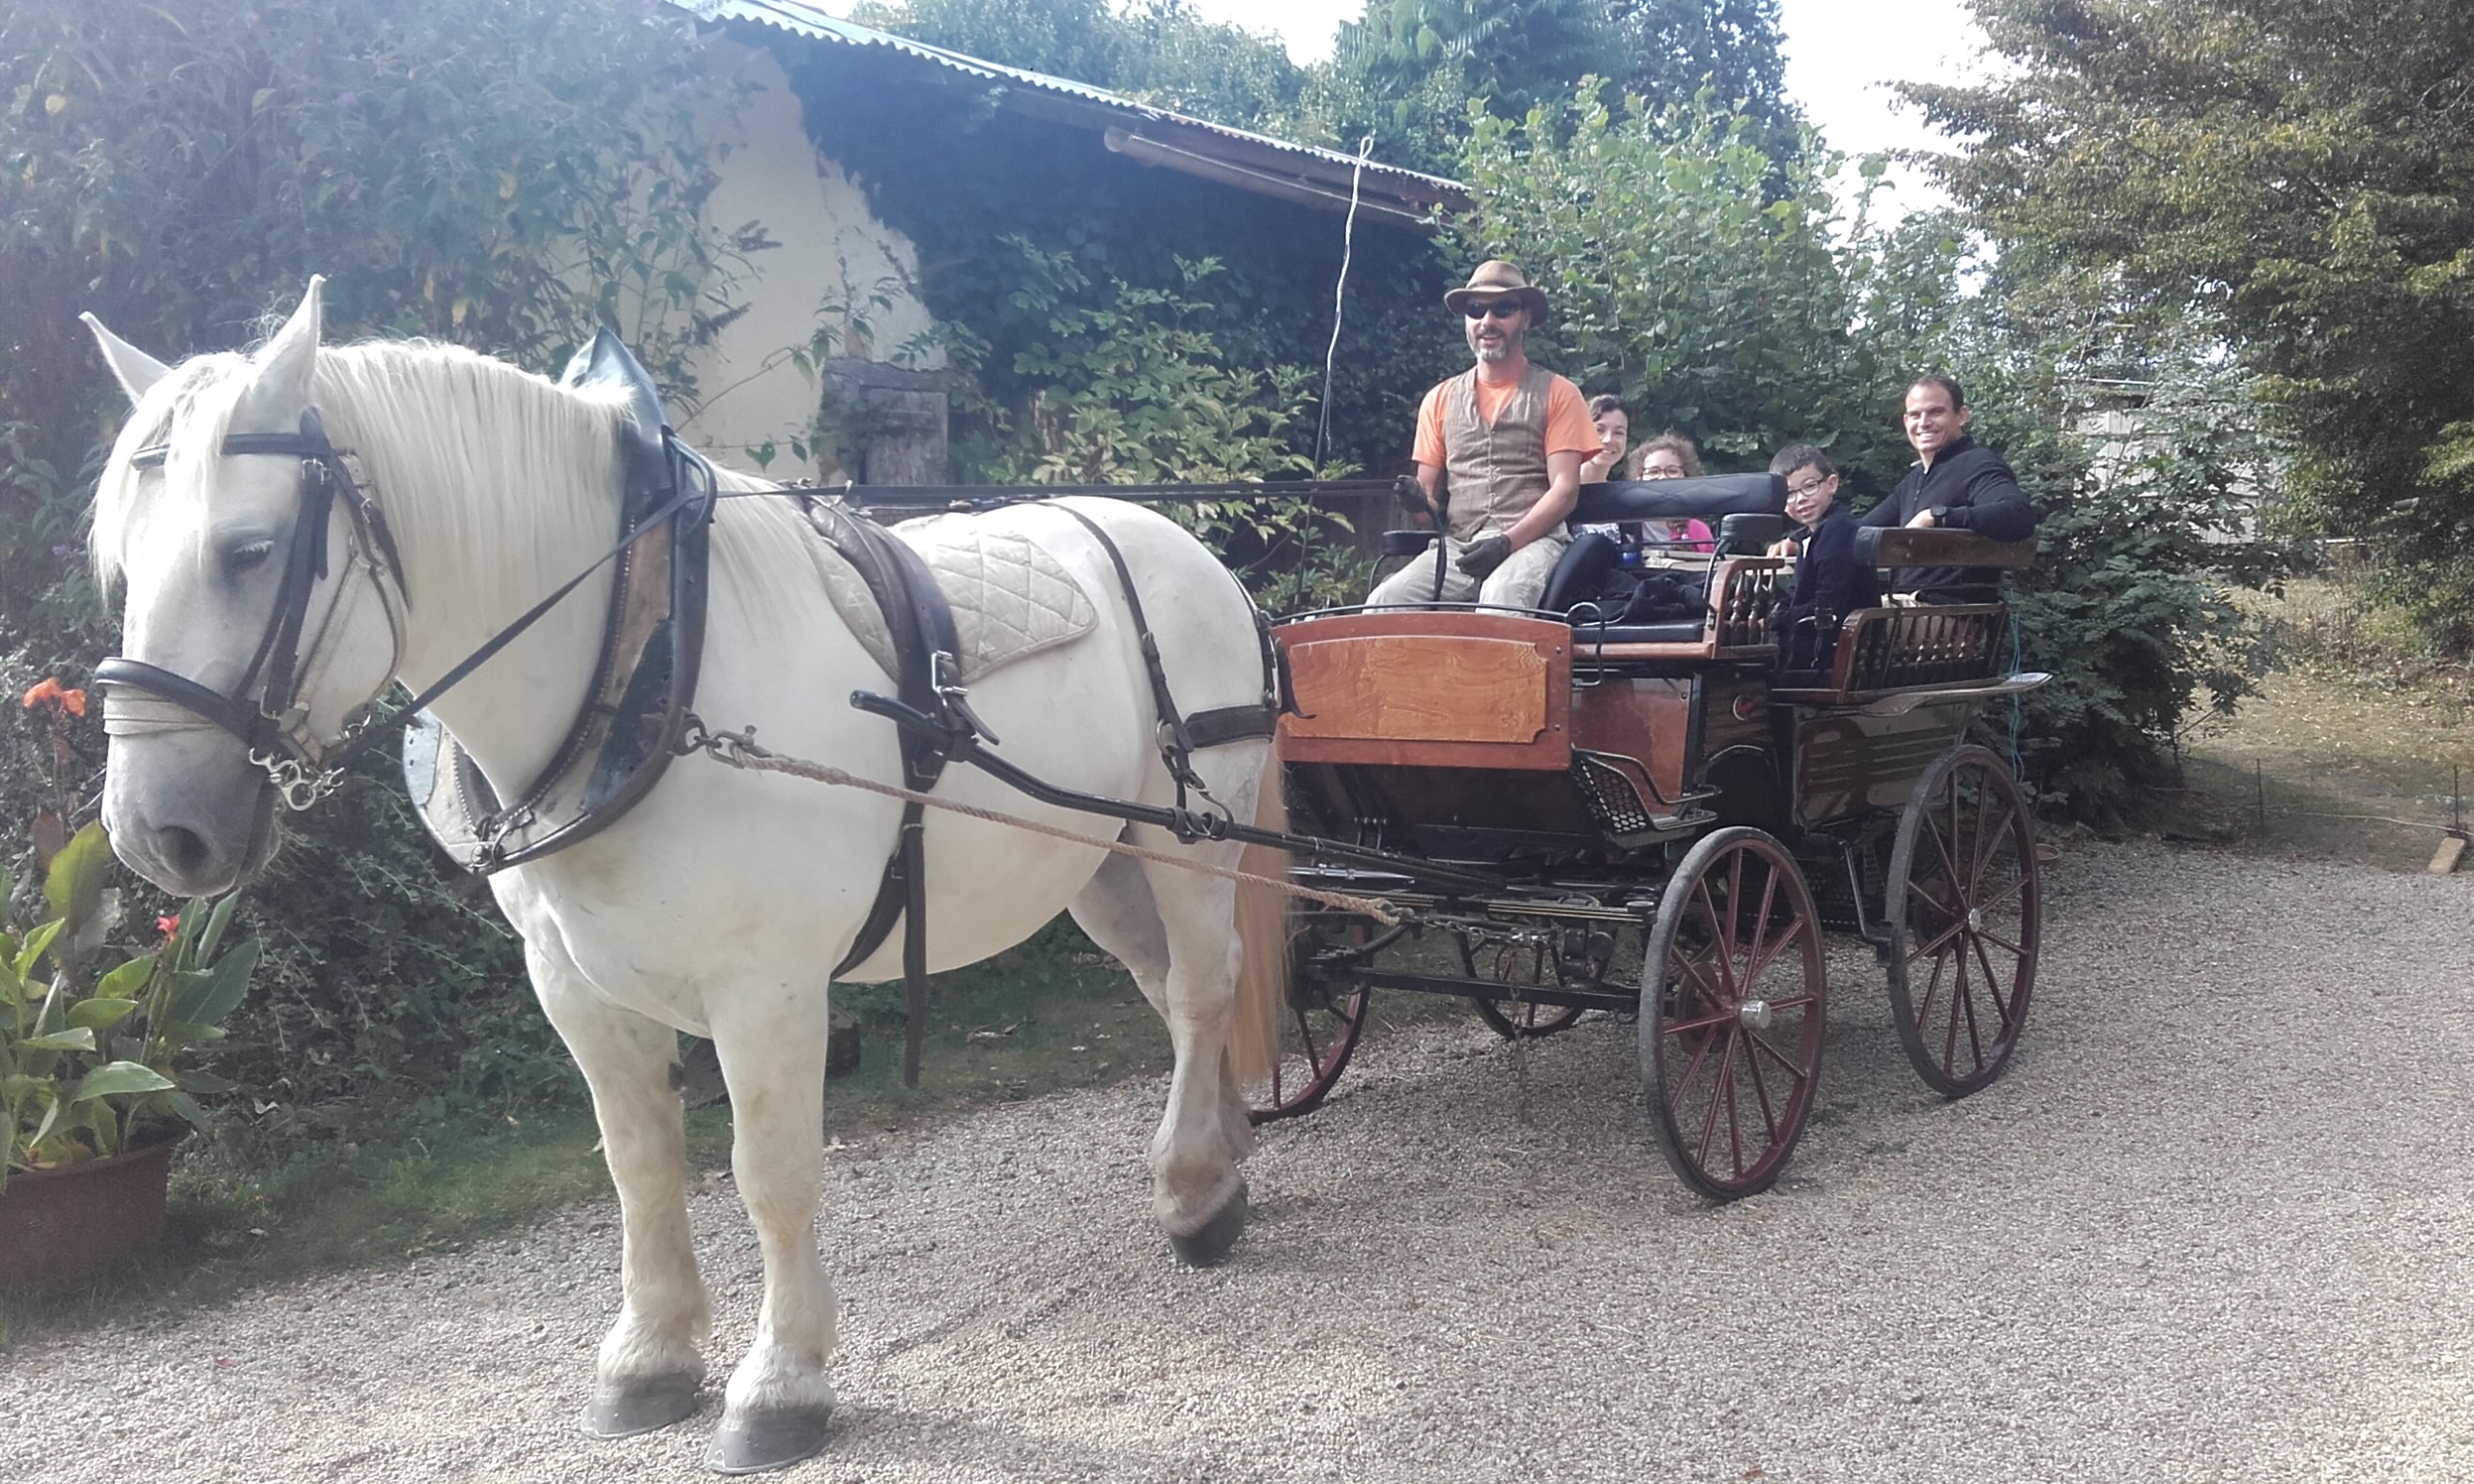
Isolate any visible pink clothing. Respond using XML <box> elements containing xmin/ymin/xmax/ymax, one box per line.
<box><xmin>1656</xmin><ymin>518</ymin><xmax>1714</xmax><ymax>554</ymax></box>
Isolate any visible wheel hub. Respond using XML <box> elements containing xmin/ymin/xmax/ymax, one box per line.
<box><xmin>1967</xmin><ymin>906</ymin><xmax>1983</xmax><ymax>931</ymax></box>
<box><xmin>1738</xmin><ymin>997</ymin><xmax>1772</xmax><ymax>1031</ymax></box>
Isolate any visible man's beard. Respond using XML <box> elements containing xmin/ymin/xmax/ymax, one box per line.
<box><xmin>1472</xmin><ymin>328</ymin><xmax>1524</xmax><ymax>363</ymax></box>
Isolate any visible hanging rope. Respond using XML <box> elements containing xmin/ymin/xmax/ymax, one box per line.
<box><xmin>1312</xmin><ymin>134</ymin><xmax>1376</xmax><ymax>471</ymax></box>
<box><xmin>690</xmin><ymin>733</ymin><xmax>1405</xmax><ymax>927</ymax></box>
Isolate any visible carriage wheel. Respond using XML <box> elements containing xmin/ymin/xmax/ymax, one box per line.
<box><xmin>1462</xmin><ymin>935</ymin><xmax>1588</xmax><ymax>1040</ymax></box>
<box><xmin>1472</xmin><ymin>995</ymin><xmax>1586</xmax><ymax>1038</ymax></box>
<box><xmin>1885</xmin><ymin>744</ymin><xmax>2041</xmax><ymax>1099</ymax></box>
<box><xmin>1248</xmin><ymin>914</ymin><xmax>1383</xmax><ymax>1125</ymax></box>
<box><xmin>1639</xmin><ymin>827</ymin><xmax>1827</xmax><ymax>1201</ymax></box>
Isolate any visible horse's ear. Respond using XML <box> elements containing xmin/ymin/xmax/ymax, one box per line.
<box><xmin>243</xmin><ymin>274</ymin><xmax>327</xmax><ymax>421</ymax></box>
<box><xmin>79</xmin><ymin>313</ymin><xmax>173</xmax><ymax>405</ymax></box>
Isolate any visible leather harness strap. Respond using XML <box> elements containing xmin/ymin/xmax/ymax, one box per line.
<box><xmin>1044</xmin><ymin>504</ymin><xmax>1273</xmax><ymax>829</ymax></box>
<box><xmin>810</xmin><ymin>499</ymin><xmax>1278</xmax><ymax>1088</ymax></box>
<box><xmin>803</xmin><ymin>498</ymin><xmax>961</xmax><ymax>1088</ymax></box>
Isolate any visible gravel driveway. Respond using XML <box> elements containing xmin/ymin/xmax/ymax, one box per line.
<box><xmin>8</xmin><ymin>842</ymin><xmax>2471</xmax><ymax>1482</ymax></box>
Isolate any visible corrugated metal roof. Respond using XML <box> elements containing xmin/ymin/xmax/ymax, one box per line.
<box><xmin>690</xmin><ymin>0</ymin><xmax>1468</xmax><ymax>211</ymax></box>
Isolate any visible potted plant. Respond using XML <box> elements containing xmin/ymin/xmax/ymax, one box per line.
<box><xmin>2</xmin><ymin>678</ymin><xmax>260</xmax><ymax>1287</ymax></box>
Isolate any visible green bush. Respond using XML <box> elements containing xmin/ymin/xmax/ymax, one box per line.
<box><xmin>0</xmin><ymin>0</ymin><xmax>746</xmax><ymax>1160</ymax></box>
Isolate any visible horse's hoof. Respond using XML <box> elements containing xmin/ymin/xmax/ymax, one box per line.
<box><xmin>1167</xmin><ymin>1181</ymin><xmax>1248</xmax><ymax>1268</ymax></box>
<box><xmin>582</xmin><ymin>1373</ymin><xmax>701</xmax><ymax>1439</ymax></box>
<box><xmin>705</xmin><ymin>1407</ymin><xmax>835</xmax><ymax>1474</ymax></box>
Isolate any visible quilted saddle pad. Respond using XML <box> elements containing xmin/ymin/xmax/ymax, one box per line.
<box><xmin>816</xmin><ymin>510</ymin><xmax>1100</xmax><ymax>682</ymax></box>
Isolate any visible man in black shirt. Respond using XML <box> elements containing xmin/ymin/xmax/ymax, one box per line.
<box><xmin>1861</xmin><ymin>375</ymin><xmax>2040</xmax><ymax>602</ymax></box>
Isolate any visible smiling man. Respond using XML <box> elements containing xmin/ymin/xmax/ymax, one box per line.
<box><xmin>1860</xmin><ymin>374</ymin><xmax>2040</xmax><ymax>603</ymax></box>
<box><xmin>1366</xmin><ymin>261</ymin><xmax>1600</xmax><ymax>611</ymax></box>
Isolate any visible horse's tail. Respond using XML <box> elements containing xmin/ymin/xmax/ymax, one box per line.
<box><xmin>1228</xmin><ymin>745</ymin><xmax>1288</xmax><ymax>1093</ymax></box>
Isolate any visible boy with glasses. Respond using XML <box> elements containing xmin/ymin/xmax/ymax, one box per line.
<box><xmin>1766</xmin><ymin>444</ymin><xmax>1882</xmax><ymax>669</ymax></box>
<box><xmin>1368</xmin><ymin>261</ymin><xmax>1600</xmax><ymax>611</ymax></box>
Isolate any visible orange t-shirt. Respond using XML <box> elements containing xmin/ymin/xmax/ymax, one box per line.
<box><xmin>1413</xmin><ymin>370</ymin><xmax>1601</xmax><ymax>469</ymax></box>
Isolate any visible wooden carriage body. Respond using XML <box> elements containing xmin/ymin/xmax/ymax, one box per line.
<box><xmin>1256</xmin><ymin>477</ymin><xmax>2049</xmax><ymax>1200</ymax></box>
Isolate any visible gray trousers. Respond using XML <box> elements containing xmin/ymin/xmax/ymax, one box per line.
<box><xmin>1365</xmin><ymin>531</ymin><xmax>1571</xmax><ymax>613</ymax></box>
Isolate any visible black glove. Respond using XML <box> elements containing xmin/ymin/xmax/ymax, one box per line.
<box><xmin>1392</xmin><ymin>473</ymin><xmax>1433</xmax><ymax>518</ymax></box>
<box><xmin>1456</xmin><ymin>532</ymin><xmax>1513</xmax><ymax>580</ymax></box>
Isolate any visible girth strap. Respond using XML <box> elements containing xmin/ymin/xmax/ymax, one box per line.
<box><xmin>805</xmin><ymin>499</ymin><xmax>964</xmax><ymax>1088</ymax></box>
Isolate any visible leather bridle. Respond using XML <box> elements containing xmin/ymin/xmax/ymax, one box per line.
<box><xmin>97</xmin><ymin>400</ymin><xmax>721</xmax><ymax>814</ymax></box>
<box><xmin>96</xmin><ymin>408</ymin><xmax>410</xmax><ymax>810</ymax></box>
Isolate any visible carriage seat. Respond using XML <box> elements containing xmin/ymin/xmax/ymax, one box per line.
<box><xmin>1551</xmin><ymin>471</ymin><xmax>1786</xmax><ymax>639</ymax></box>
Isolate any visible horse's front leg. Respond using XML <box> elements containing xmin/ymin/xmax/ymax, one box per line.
<box><xmin>704</xmin><ymin>986</ymin><xmax>839</xmax><ymax>1473</ymax></box>
<box><xmin>532</xmin><ymin>952</ymin><xmax>711</xmax><ymax>1439</ymax></box>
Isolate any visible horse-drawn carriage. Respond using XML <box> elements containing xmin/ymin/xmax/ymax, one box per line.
<box><xmin>78</xmin><ymin>290</ymin><xmax>2050</xmax><ymax>1470</ymax></box>
<box><xmin>1253</xmin><ymin>474</ymin><xmax>2047</xmax><ymax>1199</ymax></box>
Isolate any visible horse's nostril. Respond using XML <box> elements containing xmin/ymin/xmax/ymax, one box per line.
<box><xmin>158</xmin><ymin>825</ymin><xmax>212</xmax><ymax>877</ymax></box>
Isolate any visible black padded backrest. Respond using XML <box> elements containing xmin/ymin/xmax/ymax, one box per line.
<box><xmin>1855</xmin><ymin>527</ymin><xmax>2037</xmax><ymax>570</ymax></box>
<box><xmin>1715</xmin><ymin>512</ymin><xmax>1784</xmax><ymax>555</ymax></box>
<box><xmin>1571</xmin><ymin>471</ymin><xmax>1785</xmax><ymax>526</ymax></box>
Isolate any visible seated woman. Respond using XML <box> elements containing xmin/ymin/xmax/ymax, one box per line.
<box><xmin>1580</xmin><ymin>395</ymin><xmax>1630</xmax><ymax>484</ymax></box>
<box><xmin>1633</xmin><ymin>433</ymin><xmax>1715</xmax><ymax>553</ymax></box>
<box><xmin>1766</xmin><ymin>443</ymin><xmax>1882</xmax><ymax>670</ymax></box>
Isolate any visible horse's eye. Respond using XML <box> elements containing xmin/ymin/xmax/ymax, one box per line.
<box><xmin>222</xmin><ymin>539</ymin><xmax>277</xmax><ymax>575</ymax></box>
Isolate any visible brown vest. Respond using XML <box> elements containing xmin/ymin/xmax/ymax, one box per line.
<box><xmin>1438</xmin><ymin>363</ymin><xmax>1555</xmax><ymax>542</ymax></box>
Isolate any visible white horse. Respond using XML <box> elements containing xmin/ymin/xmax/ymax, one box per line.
<box><xmin>81</xmin><ymin>279</ymin><xmax>1283</xmax><ymax>1472</ymax></box>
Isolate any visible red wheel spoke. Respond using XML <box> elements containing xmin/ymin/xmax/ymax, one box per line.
<box><xmin>1744</xmin><ymin>1024</ymin><xmax>1810</xmax><ymax>1081</ymax></box>
<box><xmin>1690</xmin><ymin>879</ymin><xmax>1737</xmax><ymax>1001</ymax></box>
<box><xmin>1975</xmin><ymin>928</ymin><xmax>2028</xmax><ymax>959</ymax></box>
<box><xmin>1966</xmin><ymin>776</ymin><xmax>1996</xmax><ymax>893</ymax></box>
<box><xmin>1971</xmin><ymin>934</ymin><xmax>2018</xmax><ymax>1031</ymax></box>
<box><xmin>1914</xmin><ymin>948</ymin><xmax>1945</xmax><ymax>1041</ymax></box>
<box><xmin>1741</xmin><ymin>866</ymin><xmax>1779</xmax><ymax>986</ymax></box>
<box><xmin>1903</xmin><ymin>912</ymin><xmax>1966</xmax><ymax>966</ymax></box>
<box><xmin>1740</xmin><ymin>1032</ymin><xmax>1781</xmax><ymax>1151</ymax></box>
<box><xmin>1746</xmin><ymin>919</ymin><xmax>1813</xmax><ymax>992</ymax></box>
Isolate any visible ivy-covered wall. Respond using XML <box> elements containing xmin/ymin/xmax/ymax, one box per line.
<box><xmin>751</xmin><ymin>28</ymin><xmax>1466</xmax><ymax>484</ymax></box>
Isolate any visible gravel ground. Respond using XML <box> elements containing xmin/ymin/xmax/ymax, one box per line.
<box><xmin>7</xmin><ymin>842</ymin><xmax>2472</xmax><ymax>1483</ymax></box>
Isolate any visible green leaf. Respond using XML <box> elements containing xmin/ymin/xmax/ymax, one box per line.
<box><xmin>11</xmin><ymin>921</ymin><xmax>61</xmax><ymax>982</ymax></box>
<box><xmin>42</xmin><ymin>821</ymin><xmax>113</xmax><ymax>936</ymax></box>
<box><xmin>66</xmin><ymin>998</ymin><xmax>141</xmax><ymax>1033</ymax></box>
<box><xmin>69</xmin><ymin>1061</ymin><xmax>177</xmax><ymax>1104</ymax></box>
<box><xmin>173</xmin><ymin>1068</ymin><xmax>239</xmax><ymax>1096</ymax></box>
<box><xmin>158</xmin><ymin>941</ymin><xmax>261</xmax><ymax>1036</ymax></box>
<box><xmin>94</xmin><ymin>955</ymin><xmax>156</xmax><ymax>1001</ymax></box>
<box><xmin>22</xmin><ymin>1028</ymin><xmax>95</xmax><ymax>1053</ymax></box>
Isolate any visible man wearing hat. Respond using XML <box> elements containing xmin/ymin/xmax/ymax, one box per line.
<box><xmin>1366</xmin><ymin>260</ymin><xmax>1601</xmax><ymax>611</ymax></box>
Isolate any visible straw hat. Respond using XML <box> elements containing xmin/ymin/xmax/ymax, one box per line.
<box><xmin>1443</xmin><ymin>260</ymin><xmax>1549</xmax><ymax>319</ymax></box>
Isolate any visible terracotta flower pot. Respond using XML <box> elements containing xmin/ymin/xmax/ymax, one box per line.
<box><xmin>0</xmin><ymin>1139</ymin><xmax>177</xmax><ymax>1288</ymax></box>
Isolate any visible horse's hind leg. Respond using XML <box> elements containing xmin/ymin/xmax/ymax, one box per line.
<box><xmin>532</xmin><ymin>953</ymin><xmax>710</xmax><ymax>1439</ymax></box>
<box><xmin>1086</xmin><ymin>846</ymin><xmax>1254</xmax><ymax>1265</ymax></box>
<box><xmin>703</xmin><ymin>989</ymin><xmax>839</xmax><ymax>1473</ymax></box>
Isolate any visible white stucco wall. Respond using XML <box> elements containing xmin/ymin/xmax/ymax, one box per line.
<box><xmin>676</xmin><ymin>41</ymin><xmax>942</xmax><ymax>478</ymax></box>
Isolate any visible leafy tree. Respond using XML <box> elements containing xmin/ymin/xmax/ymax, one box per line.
<box><xmin>1453</xmin><ymin>88</ymin><xmax>1942</xmax><ymax>482</ymax></box>
<box><xmin>0</xmin><ymin>0</ymin><xmax>751</xmax><ymax>1156</ymax></box>
<box><xmin>847</xmin><ymin>0</ymin><xmax>1129</xmax><ymax>82</ymax></box>
<box><xmin>1906</xmin><ymin>0</ymin><xmax>2474</xmax><ymax>651</ymax></box>
<box><xmin>1324</xmin><ymin>0</ymin><xmax>1798</xmax><ymax>175</ymax></box>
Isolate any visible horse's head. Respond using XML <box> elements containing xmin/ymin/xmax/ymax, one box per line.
<box><xmin>85</xmin><ymin>277</ymin><xmax>406</xmax><ymax>895</ymax></box>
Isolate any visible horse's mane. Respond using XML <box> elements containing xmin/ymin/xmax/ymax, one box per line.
<box><xmin>93</xmin><ymin>337</ymin><xmax>821</xmax><ymax>633</ymax></box>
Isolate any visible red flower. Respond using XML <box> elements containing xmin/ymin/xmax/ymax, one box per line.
<box><xmin>20</xmin><ymin>677</ymin><xmax>85</xmax><ymax>717</ymax></box>
<box><xmin>157</xmin><ymin>915</ymin><xmax>181</xmax><ymax>939</ymax></box>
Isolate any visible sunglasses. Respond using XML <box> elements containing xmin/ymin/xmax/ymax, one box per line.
<box><xmin>1462</xmin><ymin>301</ymin><xmax>1523</xmax><ymax>321</ymax></box>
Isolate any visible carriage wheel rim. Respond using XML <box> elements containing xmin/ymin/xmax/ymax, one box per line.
<box><xmin>1640</xmin><ymin>828</ymin><xmax>1827</xmax><ymax>1199</ymax></box>
<box><xmin>1886</xmin><ymin>745</ymin><xmax>2040</xmax><ymax>1098</ymax></box>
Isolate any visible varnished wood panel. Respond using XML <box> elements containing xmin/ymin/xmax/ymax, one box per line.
<box><xmin>1791</xmin><ymin>705</ymin><xmax>1969</xmax><ymax>827</ymax></box>
<box><xmin>1275</xmin><ymin>611</ymin><xmax>1571</xmax><ymax>770</ymax></box>
<box><xmin>1569</xmin><ymin>678</ymin><xmax>1691</xmax><ymax>805</ymax></box>
<box><xmin>1285</xmin><ymin>636</ymin><xmax>1548</xmax><ymax>743</ymax></box>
